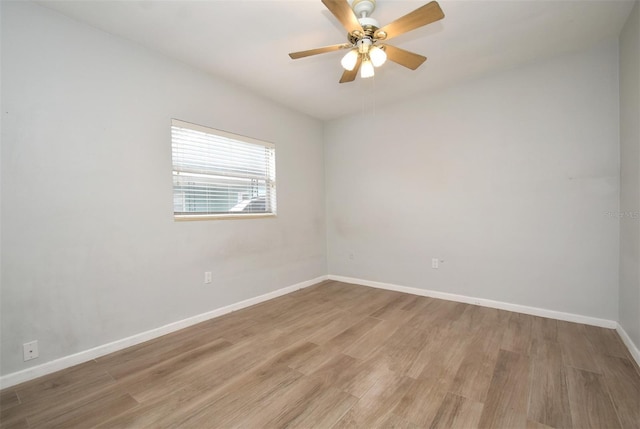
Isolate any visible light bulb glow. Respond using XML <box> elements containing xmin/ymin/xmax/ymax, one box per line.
<box><xmin>360</xmin><ymin>59</ymin><xmax>375</xmax><ymax>78</ymax></box>
<box><xmin>369</xmin><ymin>46</ymin><xmax>387</xmax><ymax>67</ymax></box>
<box><xmin>341</xmin><ymin>50</ymin><xmax>359</xmax><ymax>71</ymax></box>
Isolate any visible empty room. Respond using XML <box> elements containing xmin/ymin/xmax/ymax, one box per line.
<box><xmin>1</xmin><ymin>0</ymin><xmax>639</xmax><ymax>427</ymax></box>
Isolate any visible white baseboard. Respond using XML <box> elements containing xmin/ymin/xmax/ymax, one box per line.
<box><xmin>328</xmin><ymin>275</ymin><xmax>618</xmax><ymax>329</ymax></box>
<box><xmin>0</xmin><ymin>275</ymin><xmax>328</xmax><ymax>389</ymax></box>
<box><xmin>616</xmin><ymin>324</ymin><xmax>640</xmax><ymax>368</ymax></box>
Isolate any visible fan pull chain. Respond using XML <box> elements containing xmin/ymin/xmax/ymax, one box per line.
<box><xmin>372</xmin><ymin>75</ymin><xmax>376</xmax><ymax>120</ymax></box>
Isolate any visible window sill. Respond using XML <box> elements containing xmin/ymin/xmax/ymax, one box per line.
<box><xmin>174</xmin><ymin>213</ymin><xmax>277</xmax><ymax>221</ymax></box>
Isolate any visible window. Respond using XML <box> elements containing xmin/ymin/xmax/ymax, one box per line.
<box><xmin>171</xmin><ymin>119</ymin><xmax>276</xmax><ymax>219</ymax></box>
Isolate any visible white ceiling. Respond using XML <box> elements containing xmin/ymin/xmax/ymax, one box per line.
<box><xmin>39</xmin><ymin>0</ymin><xmax>634</xmax><ymax>121</ymax></box>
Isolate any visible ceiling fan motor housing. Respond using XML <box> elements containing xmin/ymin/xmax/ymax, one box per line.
<box><xmin>358</xmin><ymin>17</ymin><xmax>380</xmax><ymax>31</ymax></box>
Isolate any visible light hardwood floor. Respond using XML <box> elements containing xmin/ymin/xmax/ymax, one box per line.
<box><xmin>1</xmin><ymin>280</ymin><xmax>639</xmax><ymax>428</ymax></box>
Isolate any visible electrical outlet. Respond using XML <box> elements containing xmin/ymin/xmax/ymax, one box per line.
<box><xmin>204</xmin><ymin>271</ymin><xmax>212</xmax><ymax>284</ymax></box>
<box><xmin>432</xmin><ymin>258</ymin><xmax>439</xmax><ymax>269</ymax></box>
<box><xmin>23</xmin><ymin>340</ymin><xmax>39</xmax><ymax>361</ymax></box>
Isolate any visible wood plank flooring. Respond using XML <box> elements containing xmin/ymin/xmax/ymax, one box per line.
<box><xmin>1</xmin><ymin>280</ymin><xmax>639</xmax><ymax>428</ymax></box>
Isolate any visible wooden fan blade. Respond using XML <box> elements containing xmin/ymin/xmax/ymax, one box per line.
<box><xmin>289</xmin><ymin>44</ymin><xmax>351</xmax><ymax>59</ymax></box>
<box><xmin>339</xmin><ymin>56</ymin><xmax>362</xmax><ymax>83</ymax></box>
<box><xmin>322</xmin><ymin>0</ymin><xmax>363</xmax><ymax>36</ymax></box>
<box><xmin>383</xmin><ymin>44</ymin><xmax>427</xmax><ymax>70</ymax></box>
<box><xmin>375</xmin><ymin>1</ymin><xmax>444</xmax><ymax>41</ymax></box>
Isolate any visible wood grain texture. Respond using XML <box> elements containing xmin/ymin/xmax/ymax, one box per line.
<box><xmin>324</xmin><ymin>316</ymin><xmax>381</xmax><ymax>352</ymax></box>
<box><xmin>0</xmin><ymin>417</ymin><xmax>28</xmax><ymax>429</ymax></box>
<box><xmin>449</xmin><ymin>327</ymin><xmax>504</xmax><ymax>402</ymax></box>
<box><xmin>321</xmin><ymin>0</ymin><xmax>363</xmax><ymax>35</ymax></box>
<box><xmin>430</xmin><ymin>392</ymin><xmax>484</xmax><ymax>429</ymax></box>
<box><xmin>343</xmin><ymin>319</ymin><xmax>400</xmax><ymax>359</ymax></box>
<box><xmin>583</xmin><ymin>325</ymin><xmax>634</xmax><ymax>360</ymax></box>
<box><xmin>502</xmin><ymin>312</ymin><xmax>533</xmax><ymax>355</ymax></box>
<box><xmin>527</xmin><ymin>339</ymin><xmax>573</xmax><ymax>429</ymax></box>
<box><xmin>0</xmin><ymin>391</ymin><xmax>20</xmax><ymax>413</ymax></box>
<box><xmin>30</xmin><ymin>390</ymin><xmax>137</xmax><ymax>429</ymax></box>
<box><xmin>311</xmin><ymin>353</ymin><xmax>389</xmax><ymax>398</ymax></box>
<box><xmin>383</xmin><ymin>44</ymin><xmax>427</xmax><ymax>70</ymax></box>
<box><xmin>1</xmin><ymin>281</ymin><xmax>636</xmax><ymax>429</ymax></box>
<box><xmin>288</xmin><ymin>43</ymin><xmax>350</xmax><ymax>59</ymax></box>
<box><xmin>414</xmin><ymin>325</ymin><xmax>471</xmax><ymax>383</ymax></box>
<box><xmin>233</xmin><ymin>376</ymin><xmax>357</xmax><ymax>428</ymax></box>
<box><xmin>566</xmin><ymin>366</ymin><xmax>622</xmax><ymax>429</ymax></box>
<box><xmin>377</xmin><ymin>324</ymin><xmax>432</xmax><ymax>376</ymax></box>
<box><xmin>530</xmin><ymin>316</ymin><xmax>558</xmax><ymax>345</ymax></box>
<box><xmin>558</xmin><ymin>321</ymin><xmax>601</xmax><ymax>373</ymax></box>
<box><xmin>393</xmin><ymin>376</ymin><xmax>448</xmax><ymax>427</ymax></box>
<box><xmin>382</xmin><ymin>413</ymin><xmax>423</xmax><ymax>429</ymax></box>
<box><xmin>333</xmin><ymin>371</ymin><xmax>415</xmax><ymax>428</ymax></box>
<box><xmin>478</xmin><ymin>349</ymin><xmax>530</xmax><ymax>428</ymax></box>
<box><xmin>600</xmin><ymin>355</ymin><xmax>640</xmax><ymax>429</ymax></box>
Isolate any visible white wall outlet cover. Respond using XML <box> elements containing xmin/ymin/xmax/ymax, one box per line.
<box><xmin>23</xmin><ymin>341</ymin><xmax>39</xmax><ymax>361</ymax></box>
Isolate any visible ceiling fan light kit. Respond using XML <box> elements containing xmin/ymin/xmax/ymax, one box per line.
<box><xmin>360</xmin><ymin>56</ymin><xmax>375</xmax><ymax>78</ymax></box>
<box><xmin>341</xmin><ymin>49</ymin><xmax>359</xmax><ymax>71</ymax></box>
<box><xmin>289</xmin><ymin>0</ymin><xmax>444</xmax><ymax>83</ymax></box>
<box><xmin>369</xmin><ymin>46</ymin><xmax>387</xmax><ymax>67</ymax></box>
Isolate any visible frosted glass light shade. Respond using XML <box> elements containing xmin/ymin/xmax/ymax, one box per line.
<box><xmin>369</xmin><ymin>46</ymin><xmax>387</xmax><ymax>67</ymax></box>
<box><xmin>361</xmin><ymin>59</ymin><xmax>374</xmax><ymax>78</ymax></box>
<box><xmin>341</xmin><ymin>50</ymin><xmax>359</xmax><ymax>71</ymax></box>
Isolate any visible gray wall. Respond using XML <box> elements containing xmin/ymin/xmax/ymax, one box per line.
<box><xmin>325</xmin><ymin>41</ymin><xmax>621</xmax><ymax>320</ymax></box>
<box><xmin>619</xmin><ymin>1</ymin><xmax>640</xmax><ymax>350</ymax></box>
<box><xmin>1</xmin><ymin>1</ymin><xmax>326</xmax><ymax>376</ymax></box>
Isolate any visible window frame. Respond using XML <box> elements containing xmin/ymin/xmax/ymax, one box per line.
<box><xmin>171</xmin><ymin>119</ymin><xmax>277</xmax><ymax>221</ymax></box>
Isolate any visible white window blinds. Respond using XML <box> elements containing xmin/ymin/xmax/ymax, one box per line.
<box><xmin>171</xmin><ymin>119</ymin><xmax>276</xmax><ymax>218</ymax></box>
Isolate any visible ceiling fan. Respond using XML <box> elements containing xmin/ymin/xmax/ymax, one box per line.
<box><xmin>289</xmin><ymin>0</ymin><xmax>445</xmax><ymax>83</ymax></box>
